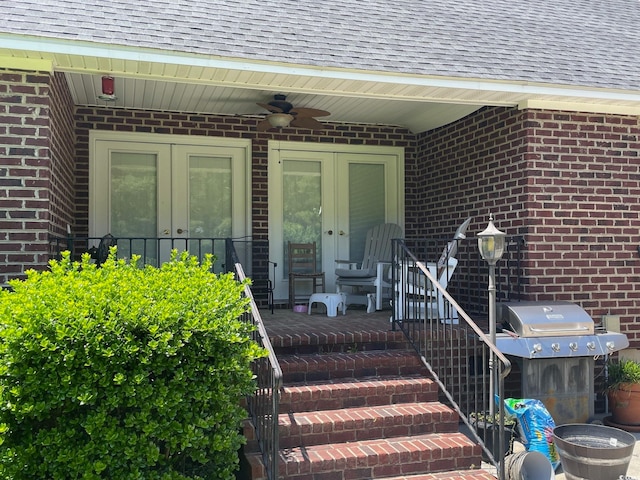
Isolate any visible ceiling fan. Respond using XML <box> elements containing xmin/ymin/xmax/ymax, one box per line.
<box><xmin>256</xmin><ymin>94</ymin><xmax>330</xmax><ymax>131</ymax></box>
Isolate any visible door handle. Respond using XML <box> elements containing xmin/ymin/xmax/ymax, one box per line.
<box><xmin>339</xmin><ymin>230</ymin><xmax>346</xmax><ymax>236</ymax></box>
<box><xmin>162</xmin><ymin>229</ymin><xmax>170</xmax><ymax>235</ymax></box>
<box><xmin>177</xmin><ymin>228</ymin><xmax>188</xmax><ymax>234</ymax></box>
<box><xmin>327</xmin><ymin>230</ymin><xmax>333</xmax><ymax>235</ymax></box>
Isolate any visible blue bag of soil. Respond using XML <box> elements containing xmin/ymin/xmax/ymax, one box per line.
<box><xmin>504</xmin><ymin>398</ymin><xmax>560</xmax><ymax>470</ymax></box>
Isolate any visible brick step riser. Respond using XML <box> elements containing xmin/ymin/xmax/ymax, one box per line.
<box><xmin>278</xmin><ymin>403</ymin><xmax>459</xmax><ymax>449</ymax></box>
<box><xmin>274</xmin><ymin>339</ymin><xmax>413</xmax><ymax>356</ymax></box>
<box><xmin>279</xmin><ymin>377</ymin><xmax>439</xmax><ymax>413</ymax></box>
<box><xmin>267</xmin><ymin>326</ymin><xmax>409</xmax><ymax>354</ymax></box>
<box><xmin>278</xmin><ymin>433</ymin><xmax>482</xmax><ymax>480</ymax></box>
<box><xmin>279</xmin><ymin>390</ymin><xmax>438</xmax><ymax>413</ymax></box>
<box><xmin>279</xmin><ymin>422</ymin><xmax>443</xmax><ymax>450</ymax></box>
<box><xmin>280</xmin><ymin>352</ymin><xmax>429</xmax><ymax>384</ymax></box>
<box><xmin>242</xmin><ymin>453</ymin><xmax>493</xmax><ymax>480</ymax></box>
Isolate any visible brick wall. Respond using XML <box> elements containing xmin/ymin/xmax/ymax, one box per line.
<box><xmin>48</xmin><ymin>72</ymin><xmax>77</xmax><ymax>238</ymax></box>
<box><xmin>416</xmin><ymin>107</ymin><xmax>640</xmax><ymax>343</ymax></box>
<box><xmin>0</xmin><ymin>71</ymin><xmax>52</xmax><ymax>283</ymax></box>
<box><xmin>0</xmin><ymin>70</ymin><xmax>75</xmax><ymax>284</ymax></box>
<box><xmin>412</xmin><ymin>106</ymin><xmax>529</xmax><ymax>237</ymax></box>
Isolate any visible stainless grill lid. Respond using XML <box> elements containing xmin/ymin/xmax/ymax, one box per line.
<box><xmin>499</xmin><ymin>301</ymin><xmax>594</xmax><ymax>337</ymax></box>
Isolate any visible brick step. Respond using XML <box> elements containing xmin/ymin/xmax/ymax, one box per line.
<box><xmin>279</xmin><ymin>401</ymin><xmax>458</xmax><ymax>449</ymax></box>
<box><xmin>279</xmin><ymin>432</ymin><xmax>481</xmax><ymax>480</ymax></box>
<box><xmin>241</xmin><ymin>451</ymin><xmax>267</xmax><ymax>480</ymax></box>
<box><xmin>279</xmin><ymin>350</ymin><xmax>428</xmax><ymax>383</ymax></box>
<box><xmin>273</xmin><ymin>336</ymin><xmax>412</xmax><ymax>355</ymax></box>
<box><xmin>268</xmin><ymin>321</ymin><xmax>409</xmax><ymax>354</ymax></box>
<box><xmin>280</xmin><ymin>375</ymin><xmax>439</xmax><ymax>413</ymax></box>
<box><xmin>382</xmin><ymin>471</ymin><xmax>497</xmax><ymax>480</ymax></box>
<box><xmin>241</xmin><ymin>451</ymin><xmax>494</xmax><ymax>480</ymax></box>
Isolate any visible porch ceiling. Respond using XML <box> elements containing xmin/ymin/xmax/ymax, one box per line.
<box><xmin>63</xmin><ymin>72</ymin><xmax>484</xmax><ymax>133</ymax></box>
<box><xmin>5</xmin><ymin>43</ymin><xmax>640</xmax><ymax>132</ymax></box>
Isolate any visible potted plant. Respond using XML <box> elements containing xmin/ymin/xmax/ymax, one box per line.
<box><xmin>605</xmin><ymin>357</ymin><xmax>640</xmax><ymax>426</ymax></box>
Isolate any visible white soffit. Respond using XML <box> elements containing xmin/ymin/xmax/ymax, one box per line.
<box><xmin>3</xmin><ymin>36</ymin><xmax>640</xmax><ymax>132</ymax></box>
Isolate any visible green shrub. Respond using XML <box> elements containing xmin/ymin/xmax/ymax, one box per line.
<box><xmin>0</xmin><ymin>251</ymin><xmax>264</xmax><ymax>479</ymax></box>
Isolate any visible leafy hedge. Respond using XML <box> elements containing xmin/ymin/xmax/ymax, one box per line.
<box><xmin>0</xmin><ymin>251</ymin><xmax>263</xmax><ymax>479</ymax></box>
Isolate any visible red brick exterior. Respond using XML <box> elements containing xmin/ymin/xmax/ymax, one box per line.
<box><xmin>2</xmin><ymin>70</ymin><xmax>639</xmax><ymax>345</ymax></box>
<box><xmin>49</xmin><ymin>72</ymin><xmax>77</xmax><ymax>237</ymax></box>
<box><xmin>0</xmin><ymin>70</ymin><xmax>75</xmax><ymax>283</ymax></box>
<box><xmin>417</xmin><ymin>107</ymin><xmax>640</xmax><ymax>342</ymax></box>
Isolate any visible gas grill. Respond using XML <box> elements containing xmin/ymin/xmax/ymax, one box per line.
<box><xmin>495</xmin><ymin>301</ymin><xmax>628</xmax><ymax>424</ymax></box>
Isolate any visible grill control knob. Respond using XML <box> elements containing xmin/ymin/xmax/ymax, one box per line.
<box><xmin>569</xmin><ymin>342</ymin><xmax>578</xmax><ymax>351</ymax></box>
<box><xmin>552</xmin><ymin>343</ymin><xmax>560</xmax><ymax>352</ymax></box>
<box><xmin>587</xmin><ymin>341</ymin><xmax>596</xmax><ymax>350</ymax></box>
<box><xmin>531</xmin><ymin>343</ymin><xmax>542</xmax><ymax>355</ymax></box>
<box><xmin>606</xmin><ymin>341</ymin><xmax>615</xmax><ymax>351</ymax></box>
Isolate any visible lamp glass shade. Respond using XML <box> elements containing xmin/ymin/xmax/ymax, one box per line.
<box><xmin>477</xmin><ymin>218</ymin><xmax>506</xmax><ymax>263</ymax></box>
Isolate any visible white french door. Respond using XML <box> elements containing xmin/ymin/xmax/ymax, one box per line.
<box><xmin>89</xmin><ymin>131</ymin><xmax>250</xmax><ymax>269</ymax></box>
<box><xmin>268</xmin><ymin>141</ymin><xmax>404</xmax><ymax>301</ymax></box>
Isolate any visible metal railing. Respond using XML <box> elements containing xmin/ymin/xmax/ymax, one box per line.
<box><xmin>51</xmin><ymin>235</ymin><xmax>232</xmax><ymax>271</ymax></box>
<box><xmin>391</xmin><ymin>238</ymin><xmax>514</xmax><ymax>480</ymax></box>
<box><xmin>401</xmin><ymin>234</ymin><xmax>526</xmax><ymax>316</ymax></box>
<box><xmin>226</xmin><ymin>239</ymin><xmax>282</xmax><ymax>480</ymax></box>
<box><xmin>49</xmin><ymin>235</ymin><xmax>282</xmax><ymax>480</ymax></box>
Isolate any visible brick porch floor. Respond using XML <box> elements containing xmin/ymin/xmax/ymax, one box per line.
<box><xmin>258</xmin><ymin>304</ymin><xmax>402</xmax><ymax>349</ymax></box>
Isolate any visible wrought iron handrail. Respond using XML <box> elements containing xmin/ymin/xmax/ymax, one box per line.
<box><xmin>50</xmin><ymin>235</ymin><xmax>232</xmax><ymax>270</ymax></box>
<box><xmin>391</xmin><ymin>238</ymin><xmax>513</xmax><ymax>480</ymax></box>
<box><xmin>227</xmin><ymin>239</ymin><xmax>282</xmax><ymax>480</ymax></box>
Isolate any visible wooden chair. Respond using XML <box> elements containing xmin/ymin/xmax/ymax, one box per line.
<box><xmin>288</xmin><ymin>242</ymin><xmax>325</xmax><ymax>308</ymax></box>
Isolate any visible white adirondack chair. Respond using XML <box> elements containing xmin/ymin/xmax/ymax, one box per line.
<box><xmin>392</xmin><ymin>217</ymin><xmax>471</xmax><ymax>324</ymax></box>
<box><xmin>393</xmin><ymin>258</ymin><xmax>459</xmax><ymax>323</ymax></box>
<box><xmin>335</xmin><ymin>223</ymin><xmax>403</xmax><ymax>311</ymax></box>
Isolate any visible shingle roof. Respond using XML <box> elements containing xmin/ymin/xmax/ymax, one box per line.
<box><xmin>2</xmin><ymin>0</ymin><xmax>639</xmax><ymax>91</ymax></box>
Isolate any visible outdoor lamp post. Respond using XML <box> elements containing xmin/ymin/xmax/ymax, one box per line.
<box><xmin>477</xmin><ymin>213</ymin><xmax>506</xmax><ymax>416</ymax></box>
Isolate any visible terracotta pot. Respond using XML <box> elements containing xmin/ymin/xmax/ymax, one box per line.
<box><xmin>608</xmin><ymin>382</ymin><xmax>640</xmax><ymax>426</ymax></box>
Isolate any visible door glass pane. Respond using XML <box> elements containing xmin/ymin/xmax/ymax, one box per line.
<box><xmin>348</xmin><ymin>163</ymin><xmax>385</xmax><ymax>261</ymax></box>
<box><xmin>188</xmin><ymin>155</ymin><xmax>231</xmax><ymax>267</ymax></box>
<box><xmin>110</xmin><ymin>152</ymin><xmax>158</xmax><ymax>262</ymax></box>
<box><xmin>283</xmin><ymin>160</ymin><xmax>322</xmax><ymax>274</ymax></box>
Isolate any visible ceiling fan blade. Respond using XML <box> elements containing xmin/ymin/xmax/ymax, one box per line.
<box><xmin>257</xmin><ymin>102</ymin><xmax>283</xmax><ymax>113</ymax></box>
<box><xmin>256</xmin><ymin>119</ymin><xmax>274</xmax><ymax>131</ymax></box>
<box><xmin>290</xmin><ymin>117</ymin><xmax>325</xmax><ymax>130</ymax></box>
<box><xmin>290</xmin><ymin>107</ymin><xmax>330</xmax><ymax>118</ymax></box>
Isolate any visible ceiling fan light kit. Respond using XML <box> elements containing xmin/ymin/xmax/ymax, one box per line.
<box><xmin>256</xmin><ymin>94</ymin><xmax>330</xmax><ymax>131</ymax></box>
<box><xmin>267</xmin><ymin>113</ymin><xmax>294</xmax><ymax>128</ymax></box>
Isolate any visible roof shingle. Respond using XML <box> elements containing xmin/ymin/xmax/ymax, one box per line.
<box><xmin>1</xmin><ymin>0</ymin><xmax>639</xmax><ymax>91</ymax></box>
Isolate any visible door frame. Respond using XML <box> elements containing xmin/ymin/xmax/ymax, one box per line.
<box><xmin>267</xmin><ymin>140</ymin><xmax>405</xmax><ymax>301</ymax></box>
<box><xmin>88</xmin><ymin>130</ymin><xmax>252</xmax><ymax>240</ymax></box>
